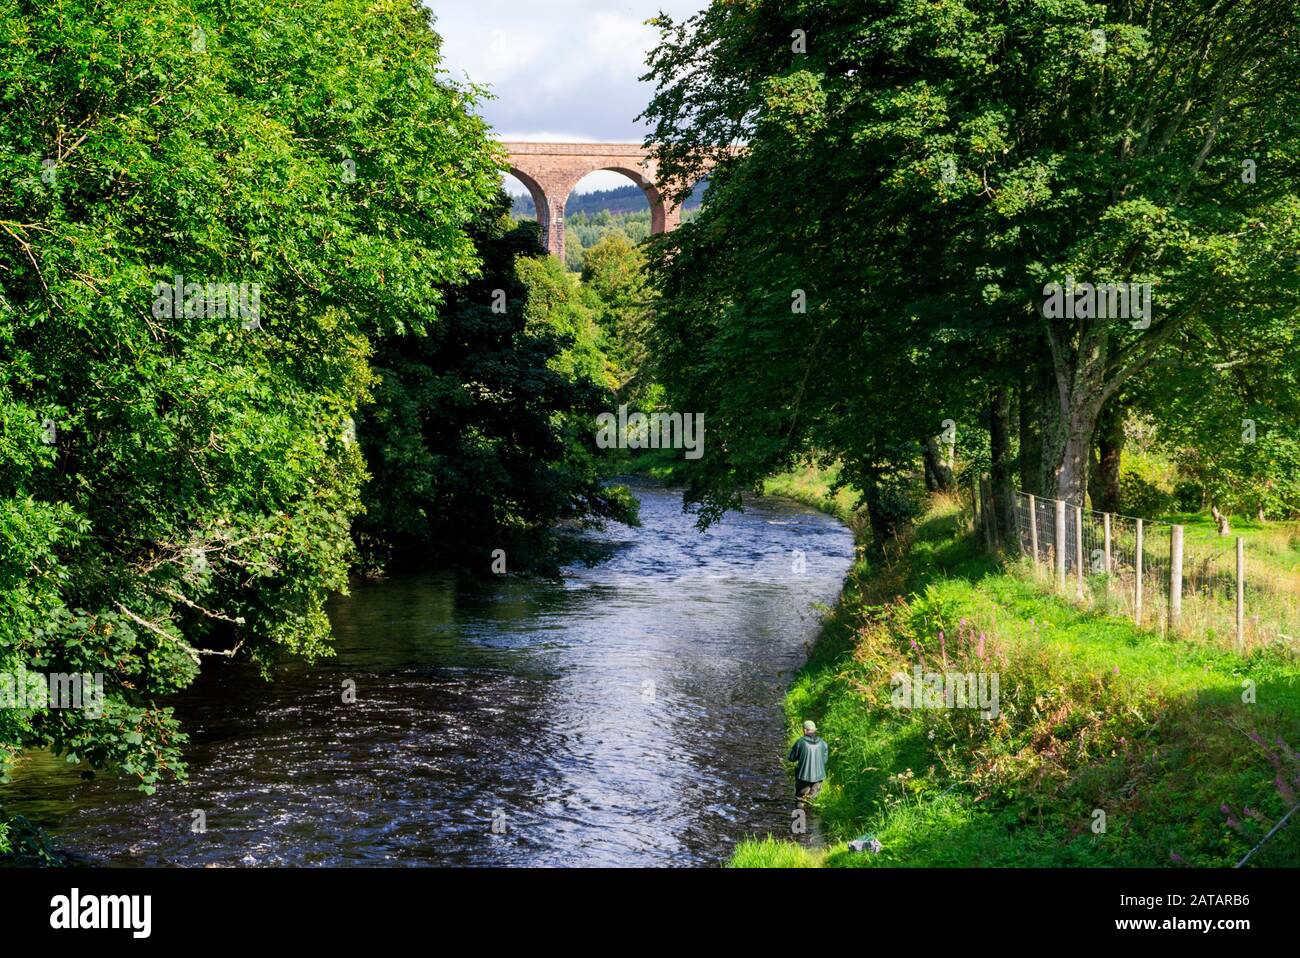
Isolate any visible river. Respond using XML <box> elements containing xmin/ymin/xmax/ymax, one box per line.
<box><xmin>0</xmin><ymin>479</ymin><xmax>854</xmax><ymax>866</ymax></box>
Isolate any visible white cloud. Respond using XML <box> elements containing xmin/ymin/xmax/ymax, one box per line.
<box><xmin>429</xmin><ymin>0</ymin><xmax>708</xmax><ymax>143</ymax></box>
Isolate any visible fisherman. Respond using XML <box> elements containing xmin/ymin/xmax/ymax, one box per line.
<box><xmin>788</xmin><ymin>719</ymin><xmax>828</xmax><ymax>801</ymax></box>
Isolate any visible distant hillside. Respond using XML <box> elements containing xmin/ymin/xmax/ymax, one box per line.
<box><xmin>511</xmin><ymin>180</ymin><xmax>706</xmax><ymax>218</ymax></box>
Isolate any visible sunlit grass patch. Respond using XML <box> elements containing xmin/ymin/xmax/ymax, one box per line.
<box><xmin>728</xmin><ymin>835</ymin><xmax>824</xmax><ymax>868</ymax></box>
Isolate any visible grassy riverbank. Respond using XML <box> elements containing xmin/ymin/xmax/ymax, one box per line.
<box><xmin>732</xmin><ymin>495</ymin><xmax>1300</xmax><ymax>867</ymax></box>
<box><xmin>760</xmin><ymin>462</ymin><xmax>865</xmax><ymax>531</ymax></box>
<box><xmin>627</xmin><ymin>452</ymin><xmax>870</xmax><ymax>533</ymax></box>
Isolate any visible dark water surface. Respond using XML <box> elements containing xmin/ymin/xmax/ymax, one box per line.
<box><xmin>2</xmin><ymin>480</ymin><xmax>853</xmax><ymax>866</ymax></box>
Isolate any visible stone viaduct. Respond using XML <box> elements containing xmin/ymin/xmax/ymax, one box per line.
<box><xmin>502</xmin><ymin>142</ymin><xmax>693</xmax><ymax>263</ymax></box>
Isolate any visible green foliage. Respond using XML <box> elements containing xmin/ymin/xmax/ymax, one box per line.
<box><xmin>0</xmin><ymin>810</ymin><xmax>61</xmax><ymax>865</ymax></box>
<box><xmin>354</xmin><ymin>204</ymin><xmax>639</xmax><ymax>574</ymax></box>
<box><xmin>0</xmin><ymin>0</ymin><xmax>500</xmax><ymax>798</ymax></box>
<box><xmin>580</xmin><ymin>233</ymin><xmax>656</xmax><ymax>401</ymax></box>
<box><xmin>641</xmin><ymin>0</ymin><xmax>1300</xmax><ymax>521</ymax></box>
<box><xmin>566</xmin><ymin>212</ymin><xmax>650</xmax><ymax>272</ymax></box>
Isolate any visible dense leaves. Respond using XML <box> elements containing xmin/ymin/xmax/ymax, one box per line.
<box><xmin>641</xmin><ymin>0</ymin><xmax>1300</xmax><ymax>525</ymax></box>
<box><xmin>0</xmin><ymin>0</ymin><xmax>501</xmax><ymax>799</ymax></box>
<box><xmin>354</xmin><ymin>204</ymin><xmax>639</xmax><ymax>574</ymax></box>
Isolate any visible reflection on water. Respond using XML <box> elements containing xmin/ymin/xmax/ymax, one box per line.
<box><xmin>1</xmin><ymin>479</ymin><xmax>854</xmax><ymax>866</ymax></box>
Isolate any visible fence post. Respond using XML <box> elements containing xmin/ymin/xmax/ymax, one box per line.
<box><xmin>1134</xmin><ymin>518</ymin><xmax>1144</xmax><ymax>626</ymax></box>
<box><xmin>1235</xmin><ymin>536</ymin><xmax>1245</xmax><ymax>652</ymax></box>
<box><xmin>1075</xmin><ymin>505</ymin><xmax>1085</xmax><ymax>599</ymax></box>
<box><xmin>1103</xmin><ymin>513</ymin><xmax>1112</xmax><ymax>575</ymax></box>
<box><xmin>1169</xmin><ymin>524</ymin><xmax>1184</xmax><ymax>632</ymax></box>
<box><xmin>970</xmin><ymin>475</ymin><xmax>979</xmax><ymax>534</ymax></box>
<box><xmin>1028</xmin><ymin>494</ymin><xmax>1039</xmax><ymax>571</ymax></box>
<box><xmin>981</xmin><ymin>478</ymin><xmax>996</xmax><ymax>550</ymax></box>
<box><xmin>1054</xmin><ymin>498</ymin><xmax>1067</xmax><ymax>592</ymax></box>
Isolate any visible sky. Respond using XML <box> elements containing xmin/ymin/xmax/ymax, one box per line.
<box><xmin>429</xmin><ymin>0</ymin><xmax>708</xmax><ymax>193</ymax></box>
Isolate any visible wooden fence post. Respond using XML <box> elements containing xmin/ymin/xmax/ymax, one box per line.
<box><xmin>1103</xmin><ymin>513</ymin><xmax>1112</xmax><ymax>575</ymax></box>
<box><xmin>1028</xmin><ymin>494</ymin><xmax>1039</xmax><ymax>571</ymax></box>
<box><xmin>1054</xmin><ymin>498</ymin><xmax>1067</xmax><ymax>592</ymax></box>
<box><xmin>1134</xmin><ymin>518</ymin><xmax>1144</xmax><ymax>626</ymax></box>
<box><xmin>1235</xmin><ymin>536</ymin><xmax>1245</xmax><ymax>652</ymax></box>
<box><xmin>1075</xmin><ymin>505</ymin><xmax>1085</xmax><ymax>599</ymax></box>
<box><xmin>1169</xmin><ymin>524</ymin><xmax>1184</xmax><ymax>632</ymax></box>
<box><xmin>981</xmin><ymin>478</ymin><xmax>996</xmax><ymax>550</ymax></box>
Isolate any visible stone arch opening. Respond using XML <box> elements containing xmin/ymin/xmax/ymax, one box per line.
<box><xmin>501</xmin><ymin>143</ymin><xmax>709</xmax><ymax>264</ymax></box>
<box><xmin>504</xmin><ymin>168</ymin><xmax>550</xmax><ymax>248</ymax></box>
<box><xmin>562</xmin><ymin>167</ymin><xmax>664</xmax><ymax>270</ymax></box>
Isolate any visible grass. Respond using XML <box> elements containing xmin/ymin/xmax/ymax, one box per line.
<box><xmin>760</xmin><ymin>461</ymin><xmax>866</xmax><ymax>532</ymax></box>
<box><xmin>624</xmin><ymin>452</ymin><xmax>872</xmax><ymax>536</ymax></box>
<box><xmin>1158</xmin><ymin>511</ymin><xmax>1300</xmax><ymax>576</ymax></box>
<box><xmin>734</xmin><ymin>497</ymin><xmax>1300</xmax><ymax>868</ymax></box>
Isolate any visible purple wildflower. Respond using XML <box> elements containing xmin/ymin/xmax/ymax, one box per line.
<box><xmin>1221</xmin><ymin>804</ymin><xmax>1247</xmax><ymax>836</ymax></box>
<box><xmin>1276</xmin><ymin>775</ymin><xmax>1296</xmax><ymax>805</ymax></box>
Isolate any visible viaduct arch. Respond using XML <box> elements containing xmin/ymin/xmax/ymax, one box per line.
<box><xmin>502</xmin><ymin>142</ymin><xmax>693</xmax><ymax>263</ymax></box>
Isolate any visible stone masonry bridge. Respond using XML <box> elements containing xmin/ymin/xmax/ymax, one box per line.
<box><xmin>502</xmin><ymin>142</ymin><xmax>695</xmax><ymax>263</ymax></box>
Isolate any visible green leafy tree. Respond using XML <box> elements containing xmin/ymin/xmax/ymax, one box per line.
<box><xmin>0</xmin><ymin>0</ymin><xmax>500</xmax><ymax>806</ymax></box>
<box><xmin>581</xmin><ymin>233</ymin><xmax>656</xmax><ymax>400</ymax></box>
<box><xmin>640</xmin><ymin>0</ymin><xmax>1300</xmax><ymax>522</ymax></box>
<box><xmin>355</xmin><ymin>205</ymin><xmax>639</xmax><ymax>574</ymax></box>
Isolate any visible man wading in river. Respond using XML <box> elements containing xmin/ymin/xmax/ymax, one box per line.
<box><xmin>788</xmin><ymin>720</ymin><xmax>828</xmax><ymax>801</ymax></box>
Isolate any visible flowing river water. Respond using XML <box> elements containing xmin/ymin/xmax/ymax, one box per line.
<box><xmin>1</xmin><ymin>480</ymin><xmax>854</xmax><ymax>866</ymax></box>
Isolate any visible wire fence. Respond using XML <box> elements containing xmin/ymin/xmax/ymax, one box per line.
<box><xmin>970</xmin><ymin>479</ymin><xmax>1300</xmax><ymax>653</ymax></box>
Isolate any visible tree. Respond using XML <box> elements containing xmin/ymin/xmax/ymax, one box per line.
<box><xmin>355</xmin><ymin>205</ymin><xmax>639</xmax><ymax>574</ymax></box>
<box><xmin>580</xmin><ymin>233</ymin><xmax>656</xmax><ymax>400</ymax></box>
<box><xmin>0</xmin><ymin>0</ymin><xmax>501</xmax><ymax>806</ymax></box>
<box><xmin>640</xmin><ymin>0</ymin><xmax>1300</xmax><ymax>518</ymax></box>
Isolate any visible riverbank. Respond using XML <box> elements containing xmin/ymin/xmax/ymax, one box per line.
<box><xmin>627</xmin><ymin>451</ymin><xmax>869</xmax><ymax>530</ymax></box>
<box><xmin>732</xmin><ymin>495</ymin><xmax>1300</xmax><ymax>867</ymax></box>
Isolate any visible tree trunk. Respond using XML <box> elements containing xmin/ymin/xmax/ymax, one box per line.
<box><xmin>1211</xmin><ymin>504</ymin><xmax>1231</xmax><ymax>536</ymax></box>
<box><xmin>922</xmin><ymin>449</ymin><xmax>939</xmax><ymax>492</ymax></box>
<box><xmin>989</xmin><ymin>385</ymin><xmax>1015</xmax><ymax>545</ymax></box>
<box><xmin>1041</xmin><ymin>341</ymin><xmax>1106</xmax><ymax>506</ymax></box>
<box><xmin>861</xmin><ymin>474</ymin><xmax>901</xmax><ymax>549</ymax></box>
<box><xmin>1043</xmin><ymin>398</ymin><xmax>1097</xmax><ymax>506</ymax></box>
<box><xmin>1033</xmin><ymin>354</ymin><xmax>1062</xmax><ymax>497</ymax></box>
<box><xmin>921</xmin><ymin>436</ymin><xmax>954</xmax><ymax>493</ymax></box>
<box><xmin>1018</xmin><ymin>373</ymin><xmax>1043</xmax><ymax>496</ymax></box>
<box><xmin>1088</xmin><ymin>440</ymin><xmax>1103</xmax><ymax>511</ymax></box>
<box><xmin>1096</xmin><ymin>402</ymin><xmax>1125</xmax><ymax>512</ymax></box>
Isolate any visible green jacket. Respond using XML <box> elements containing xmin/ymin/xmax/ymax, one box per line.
<box><xmin>788</xmin><ymin>734</ymin><xmax>828</xmax><ymax>783</ymax></box>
